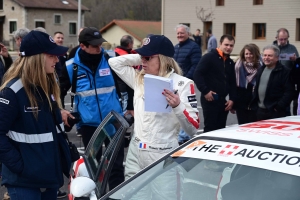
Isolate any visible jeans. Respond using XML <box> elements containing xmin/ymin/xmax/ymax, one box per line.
<box><xmin>7</xmin><ymin>186</ymin><xmax>58</xmax><ymax>200</ymax></box>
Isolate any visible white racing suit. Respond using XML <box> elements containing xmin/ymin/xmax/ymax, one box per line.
<box><xmin>109</xmin><ymin>54</ymin><xmax>199</xmax><ymax>199</ymax></box>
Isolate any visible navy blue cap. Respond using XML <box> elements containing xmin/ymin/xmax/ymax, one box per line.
<box><xmin>135</xmin><ymin>35</ymin><xmax>174</xmax><ymax>57</ymax></box>
<box><xmin>20</xmin><ymin>31</ymin><xmax>68</xmax><ymax>57</ymax></box>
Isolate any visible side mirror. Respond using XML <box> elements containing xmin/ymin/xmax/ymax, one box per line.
<box><xmin>70</xmin><ymin>176</ymin><xmax>96</xmax><ymax>197</ymax></box>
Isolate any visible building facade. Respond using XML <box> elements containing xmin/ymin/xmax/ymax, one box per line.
<box><xmin>162</xmin><ymin>0</ymin><xmax>300</xmax><ymax>54</ymax></box>
<box><xmin>1</xmin><ymin>0</ymin><xmax>89</xmax><ymax>50</ymax></box>
<box><xmin>100</xmin><ymin>20</ymin><xmax>161</xmax><ymax>49</ymax></box>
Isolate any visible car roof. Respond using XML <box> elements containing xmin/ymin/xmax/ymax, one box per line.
<box><xmin>195</xmin><ymin>116</ymin><xmax>300</xmax><ymax>149</ymax></box>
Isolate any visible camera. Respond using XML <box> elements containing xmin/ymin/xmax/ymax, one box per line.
<box><xmin>64</xmin><ymin>112</ymin><xmax>81</xmax><ymax>132</ymax></box>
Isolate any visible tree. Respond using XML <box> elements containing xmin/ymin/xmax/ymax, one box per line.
<box><xmin>80</xmin><ymin>0</ymin><xmax>161</xmax><ymax>29</ymax></box>
<box><xmin>195</xmin><ymin>0</ymin><xmax>214</xmax><ymax>22</ymax></box>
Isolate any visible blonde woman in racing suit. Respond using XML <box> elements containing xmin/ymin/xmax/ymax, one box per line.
<box><xmin>109</xmin><ymin>35</ymin><xmax>199</xmax><ymax>199</ymax></box>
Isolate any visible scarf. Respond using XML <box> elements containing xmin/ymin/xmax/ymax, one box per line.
<box><xmin>78</xmin><ymin>49</ymin><xmax>102</xmax><ymax>73</ymax></box>
<box><xmin>235</xmin><ymin>59</ymin><xmax>260</xmax><ymax>88</ymax></box>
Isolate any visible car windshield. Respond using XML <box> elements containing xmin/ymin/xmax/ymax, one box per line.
<box><xmin>103</xmin><ymin>139</ymin><xmax>300</xmax><ymax>200</ymax></box>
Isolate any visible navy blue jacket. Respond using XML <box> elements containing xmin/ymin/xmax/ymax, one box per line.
<box><xmin>0</xmin><ymin>78</ymin><xmax>71</xmax><ymax>188</ymax></box>
<box><xmin>174</xmin><ymin>39</ymin><xmax>201</xmax><ymax>80</ymax></box>
<box><xmin>193</xmin><ymin>49</ymin><xmax>237</xmax><ymax>101</ymax></box>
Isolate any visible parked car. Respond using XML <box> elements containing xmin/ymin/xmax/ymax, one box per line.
<box><xmin>70</xmin><ymin>114</ymin><xmax>300</xmax><ymax>200</ymax></box>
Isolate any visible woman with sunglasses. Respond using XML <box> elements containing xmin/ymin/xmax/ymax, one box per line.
<box><xmin>0</xmin><ymin>31</ymin><xmax>71</xmax><ymax>200</ymax></box>
<box><xmin>109</xmin><ymin>35</ymin><xmax>199</xmax><ymax>199</ymax></box>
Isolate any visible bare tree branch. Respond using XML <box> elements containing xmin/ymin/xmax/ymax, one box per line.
<box><xmin>195</xmin><ymin>0</ymin><xmax>215</xmax><ymax>22</ymax></box>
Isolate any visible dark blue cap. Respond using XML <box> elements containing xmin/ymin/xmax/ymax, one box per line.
<box><xmin>20</xmin><ymin>31</ymin><xmax>68</xmax><ymax>57</ymax></box>
<box><xmin>135</xmin><ymin>35</ymin><xmax>174</xmax><ymax>57</ymax></box>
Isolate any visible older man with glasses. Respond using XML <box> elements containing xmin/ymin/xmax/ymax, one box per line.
<box><xmin>273</xmin><ymin>28</ymin><xmax>299</xmax><ymax>115</ymax></box>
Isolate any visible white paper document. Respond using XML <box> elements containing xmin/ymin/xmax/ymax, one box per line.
<box><xmin>144</xmin><ymin>74</ymin><xmax>173</xmax><ymax>113</ymax></box>
<box><xmin>279</xmin><ymin>53</ymin><xmax>295</xmax><ymax>60</ymax></box>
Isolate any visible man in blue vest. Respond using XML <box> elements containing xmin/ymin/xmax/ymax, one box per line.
<box><xmin>60</xmin><ymin>27</ymin><xmax>124</xmax><ymax>190</ymax></box>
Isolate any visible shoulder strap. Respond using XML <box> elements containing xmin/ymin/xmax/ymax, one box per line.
<box><xmin>70</xmin><ymin>64</ymin><xmax>78</xmax><ymax>112</ymax></box>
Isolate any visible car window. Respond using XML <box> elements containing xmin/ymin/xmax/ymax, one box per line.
<box><xmin>83</xmin><ymin>111</ymin><xmax>129</xmax><ymax>198</ymax></box>
<box><xmin>101</xmin><ymin>138</ymin><xmax>300</xmax><ymax>200</ymax></box>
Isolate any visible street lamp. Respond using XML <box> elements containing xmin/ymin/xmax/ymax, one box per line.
<box><xmin>78</xmin><ymin>0</ymin><xmax>81</xmax><ymax>35</ymax></box>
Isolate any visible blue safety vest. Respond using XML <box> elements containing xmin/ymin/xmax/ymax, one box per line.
<box><xmin>66</xmin><ymin>49</ymin><xmax>123</xmax><ymax>128</ymax></box>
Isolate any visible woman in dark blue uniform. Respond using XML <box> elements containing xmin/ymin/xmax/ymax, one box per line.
<box><xmin>0</xmin><ymin>31</ymin><xmax>71</xmax><ymax>200</ymax></box>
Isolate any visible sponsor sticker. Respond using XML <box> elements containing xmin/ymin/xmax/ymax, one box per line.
<box><xmin>177</xmin><ymin>139</ymin><xmax>300</xmax><ymax>176</ymax></box>
<box><xmin>99</xmin><ymin>68</ymin><xmax>111</xmax><ymax>76</ymax></box>
<box><xmin>190</xmin><ymin>103</ymin><xmax>197</xmax><ymax>108</ymax></box>
<box><xmin>0</xmin><ymin>98</ymin><xmax>9</xmax><ymax>105</ymax></box>
<box><xmin>187</xmin><ymin>95</ymin><xmax>196</xmax><ymax>102</ymax></box>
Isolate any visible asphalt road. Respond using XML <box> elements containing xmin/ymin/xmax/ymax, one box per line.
<box><xmin>0</xmin><ymin>86</ymin><xmax>238</xmax><ymax>199</ymax></box>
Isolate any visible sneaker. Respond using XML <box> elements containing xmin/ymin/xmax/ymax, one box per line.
<box><xmin>76</xmin><ymin>131</ymin><xmax>82</xmax><ymax>137</ymax></box>
<box><xmin>57</xmin><ymin>190</ymin><xmax>67</xmax><ymax>199</ymax></box>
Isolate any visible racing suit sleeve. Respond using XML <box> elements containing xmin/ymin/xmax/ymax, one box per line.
<box><xmin>108</xmin><ymin>54</ymin><xmax>141</xmax><ymax>89</ymax></box>
<box><xmin>0</xmin><ymin>88</ymin><xmax>24</xmax><ymax>174</ymax></box>
<box><xmin>172</xmin><ymin>80</ymin><xmax>199</xmax><ymax>136</ymax></box>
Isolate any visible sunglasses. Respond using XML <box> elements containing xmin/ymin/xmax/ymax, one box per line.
<box><xmin>140</xmin><ymin>55</ymin><xmax>158</xmax><ymax>61</ymax></box>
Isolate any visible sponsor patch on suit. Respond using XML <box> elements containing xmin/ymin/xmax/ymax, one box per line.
<box><xmin>187</xmin><ymin>95</ymin><xmax>196</xmax><ymax>102</ymax></box>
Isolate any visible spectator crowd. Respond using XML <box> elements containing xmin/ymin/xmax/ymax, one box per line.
<box><xmin>0</xmin><ymin>24</ymin><xmax>299</xmax><ymax>200</ymax></box>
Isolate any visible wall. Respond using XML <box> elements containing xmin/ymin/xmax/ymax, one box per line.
<box><xmin>26</xmin><ymin>8</ymin><xmax>84</xmax><ymax>49</ymax></box>
<box><xmin>101</xmin><ymin>24</ymin><xmax>142</xmax><ymax>49</ymax></box>
<box><xmin>162</xmin><ymin>0</ymin><xmax>300</xmax><ymax>55</ymax></box>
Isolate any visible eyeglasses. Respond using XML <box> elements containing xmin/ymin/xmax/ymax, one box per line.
<box><xmin>140</xmin><ymin>55</ymin><xmax>158</xmax><ymax>61</ymax></box>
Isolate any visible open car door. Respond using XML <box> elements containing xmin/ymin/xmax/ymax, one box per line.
<box><xmin>70</xmin><ymin>111</ymin><xmax>129</xmax><ymax>199</ymax></box>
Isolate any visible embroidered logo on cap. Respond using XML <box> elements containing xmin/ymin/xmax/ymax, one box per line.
<box><xmin>94</xmin><ymin>32</ymin><xmax>99</xmax><ymax>36</ymax></box>
<box><xmin>49</xmin><ymin>36</ymin><xmax>55</xmax><ymax>43</ymax></box>
<box><xmin>143</xmin><ymin>38</ymin><xmax>150</xmax><ymax>45</ymax></box>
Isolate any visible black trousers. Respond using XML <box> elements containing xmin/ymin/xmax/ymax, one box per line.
<box><xmin>236</xmin><ymin>109</ymin><xmax>257</xmax><ymax>125</ymax></box>
<box><xmin>256</xmin><ymin>108</ymin><xmax>286</xmax><ymax>121</ymax></box>
<box><xmin>78</xmin><ymin>125</ymin><xmax>125</xmax><ymax>191</ymax></box>
<box><xmin>201</xmin><ymin>96</ymin><xmax>229</xmax><ymax>133</ymax></box>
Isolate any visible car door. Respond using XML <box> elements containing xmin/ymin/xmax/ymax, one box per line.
<box><xmin>82</xmin><ymin>110</ymin><xmax>129</xmax><ymax>198</ymax></box>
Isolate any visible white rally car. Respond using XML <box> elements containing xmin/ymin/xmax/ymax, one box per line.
<box><xmin>70</xmin><ymin>114</ymin><xmax>300</xmax><ymax>200</ymax></box>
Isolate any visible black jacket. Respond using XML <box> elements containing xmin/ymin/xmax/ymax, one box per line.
<box><xmin>193</xmin><ymin>49</ymin><xmax>237</xmax><ymax>101</ymax></box>
<box><xmin>251</xmin><ymin>62</ymin><xmax>294</xmax><ymax>111</ymax></box>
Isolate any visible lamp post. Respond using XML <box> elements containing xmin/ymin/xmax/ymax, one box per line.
<box><xmin>77</xmin><ymin>0</ymin><xmax>81</xmax><ymax>35</ymax></box>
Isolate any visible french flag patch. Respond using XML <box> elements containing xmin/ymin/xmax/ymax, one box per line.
<box><xmin>139</xmin><ymin>142</ymin><xmax>147</xmax><ymax>149</ymax></box>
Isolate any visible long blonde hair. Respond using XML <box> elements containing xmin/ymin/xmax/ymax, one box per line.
<box><xmin>137</xmin><ymin>54</ymin><xmax>182</xmax><ymax>86</ymax></box>
<box><xmin>0</xmin><ymin>54</ymin><xmax>62</xmax><ymax>117</ymax></box>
